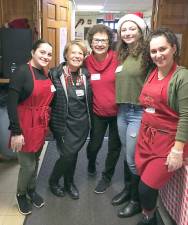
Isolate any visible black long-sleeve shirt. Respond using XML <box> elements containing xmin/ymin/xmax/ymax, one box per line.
<box><xmin>7</xmin><ymin>64</ymin><xmax>48</xmax><ymax>135</ymax></box>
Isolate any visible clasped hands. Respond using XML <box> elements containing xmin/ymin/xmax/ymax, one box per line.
<box><xmin>11</xmin><ymin>135</ymin><xmax>25</xmax><ymax>152</ymax></box>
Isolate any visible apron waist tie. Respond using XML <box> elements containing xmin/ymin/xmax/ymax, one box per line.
<box><xmin>40</xmin><ymin>106</ymin><xmax>50</xmax><ymax>127</ymax></box>
<box><xmin>18</xmin><ymin>105</ymin><xmax>50</xmax><ymax>127</ymax></box>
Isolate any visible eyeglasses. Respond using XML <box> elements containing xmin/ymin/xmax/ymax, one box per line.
<box><xmin>92</xmin><ymin>38</ymin><xmax>109</xmax><ymax>44</ymax></box>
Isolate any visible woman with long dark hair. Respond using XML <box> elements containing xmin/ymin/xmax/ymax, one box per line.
<box><xmin>7</xmin><ymin>39</ymin><xmax>53</xmax><ymax>215</ymax></box>
<box><xmin>135</xmin><ymin>27</ymin><xmax>188</xmax><ymax>225</ymax></box>
<box><xmin>112</xmin><ymin>12</ymin><xmax>150</xmax><ymax>218</ymax></box>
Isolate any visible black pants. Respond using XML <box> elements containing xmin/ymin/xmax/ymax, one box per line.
<box><xmin>49</xmin><ymin>136</ymin><xmax>79</xmax><ymax>185</ymax></box>
<box><xmin>17</xmin><ymin>150</ymin><xmax>41</xmax><ymax>195</ymax></box>
<box><xmin>139</xmin><ymin>180</ymin><xmax>158</xmax><ymax>210</ymax></box>
<box><xmin>87</xmin><ymin>113</ymin><xmax>121</xmax><ymax>181</ymax></box>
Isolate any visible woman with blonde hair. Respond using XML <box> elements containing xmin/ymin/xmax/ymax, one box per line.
<box><xmin>48</xmin><ymin>41</ymin><xmax>92</xmax><ymax>200</ymax></box>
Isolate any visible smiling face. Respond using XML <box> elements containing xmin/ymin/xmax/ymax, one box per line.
<box><xmin>65</xmin><ymin>44</ymin><xmax>85</xmax><ymax>72</ymax></box>
<box><xmin>91</xmin><ymin>32</ymin><xmax>109</xmax><ymax>57</ymax></box>
<box><xmin>120</xmin><ymin>21</ymin><xmax>141</xmax><ymax>46</ymax></box>
<box><xmin>31</xmin><ymin>43</ymin><xmax>52</xmax><ymax>69</ymax></box>
<box><xmin>150</xmin><ymin>35</ymin><xmax>176</xmax><ymax>70</ymax></box>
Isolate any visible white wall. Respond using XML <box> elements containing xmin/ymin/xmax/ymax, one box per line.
<box><xmin>75</xmin><ymin>15</ymin><xmax>100</xmax><ymax>41</ymax></box>
<box><xmin>75</xmin><ymin>10</ymin><xmax>152</xmax><ymax>46</ymax></box>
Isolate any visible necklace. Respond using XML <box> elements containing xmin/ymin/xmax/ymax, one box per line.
<box><xmin>157</xmin><ymin>71</ymin><xmax>165</xmax><ymax>80</ymax></box>
<box><xmin>157</xmin><ymin>74</ymin><xmax>164</xmax><ymax>80</ymax></box>
<box><xmin>63</xmin><ymin>66</ymin><xmax>83</xmax><ymax>87</ymax></box>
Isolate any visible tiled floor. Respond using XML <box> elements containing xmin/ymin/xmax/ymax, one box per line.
<box><xmin>0</xmin><ymin>142</ymin><xmax>48</xmax><ymax>225</ymax></box>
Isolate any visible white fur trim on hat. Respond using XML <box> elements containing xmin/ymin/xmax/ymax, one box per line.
<box><xmin>117</xmin><ymin>14</ymin><xmax>146</xmax><ymax>34</ymax></box>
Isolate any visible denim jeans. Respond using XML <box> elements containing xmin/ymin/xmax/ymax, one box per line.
<box><xmin>117</xmin><ymin>103</ymin><xmax>143</xmax><ymax>175</ymax></box>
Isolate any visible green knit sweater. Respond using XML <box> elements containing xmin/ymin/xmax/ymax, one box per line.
<box><xmin>167</xmin><ymin>66</ymin><xmax>188</xmax><ymax>142</ymax></box>
<box><xmin>115</xmin><ymin>54</ymin><xmax>146</xmax><ymax>105</ymax></box>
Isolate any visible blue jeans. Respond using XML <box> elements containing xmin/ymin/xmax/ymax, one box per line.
<box><xmin>117</xmin><ymin>103</ymin><xmax>143</xmax><ymax>175</ymax></box>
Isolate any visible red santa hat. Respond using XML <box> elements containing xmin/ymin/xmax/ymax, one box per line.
<box><xmin>117</xmin><ymin>12</ymin><xmax>146</xmax><ymax>34</ymax></box>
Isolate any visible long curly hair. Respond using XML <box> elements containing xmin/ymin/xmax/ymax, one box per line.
<box><xmin>116</xmin><ymin>28</ymin><xmax>151</xmax><ymax>73</ymax></box>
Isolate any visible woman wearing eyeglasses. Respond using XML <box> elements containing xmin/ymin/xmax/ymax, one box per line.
<box><xmin>85</xmin><ymin>24</ymin><xmax>121</xmax><ymax>194</ymax></box>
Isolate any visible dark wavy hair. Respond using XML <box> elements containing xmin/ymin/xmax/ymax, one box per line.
<box><xmin>145</xmin><ymin>27</ymin><xmax>180</xmax><ymax>68</ymax></box>
<box><xmin>32</xmin><ymin>39</ymin><xmax>52</xmax><ymax>52</ymax></box>
<box><xmin>86</xmin><ymin>24</ymin><xmax>114</xmax><ymax>50</ymax></box>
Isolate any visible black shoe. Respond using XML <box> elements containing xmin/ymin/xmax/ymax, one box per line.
<box><xmin>27</xmin><ymin>190</ymin><xmax>45</xmax><ymax>208</ymax></box>
<box><xmin>137</xmin><ymin>214</ymin><xmax>157</xmax><ymax>225</ymax></box>
<box><xmin>111</xmin><ymin>185</ymin><xmax>131</xmax><ymax>206</ymax></box>
<box><xmin>65</xmin><ymin>183</ymin><xmax>79</xmax><ymax>200</ymax></box>
<box><xmin>88</xmin><ymin>161</ymin><xmax>96</xmax><ymax>176</ymax></box>
<box><xmin>118</xmin><ymin>200</ymin><xmax>141</xmax><ymax>218</ymax></box>
<box><xmin>16</xmin><ymin>194</ymin><xmax>32</xmax><ymax>215</ymax></box>
<box><xmin>94</xmin><ymin>177</ymin><xmax>111</xmax><ymax>194</ymax></box>
<box><xmin>50</xmin><ymin>184</ymin><xmax>65</xmax><ymax>197</ymax></box>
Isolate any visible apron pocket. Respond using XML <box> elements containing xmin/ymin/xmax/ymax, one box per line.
<box><xmin>151</xmin><ymin>131</ymin><xmax>174</xmax><ymax>157</ymax></box>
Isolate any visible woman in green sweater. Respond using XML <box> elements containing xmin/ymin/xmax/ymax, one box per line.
<box><xmin>112</xmin><ymin>12</ymin><xmax>149</xmax><ymax>217</ymax></box>
<box><xmin>135</xmin><ymin>27</ymin><xmax>188</xmax><ymax>225</ymax></box>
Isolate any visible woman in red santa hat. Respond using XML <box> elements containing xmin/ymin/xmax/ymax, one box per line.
<box><xmin>112</xmin><ymin>12</ymin><xmax>150</xmax><ymax>218</ymax></box>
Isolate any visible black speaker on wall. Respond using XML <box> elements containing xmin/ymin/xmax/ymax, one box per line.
<box><xmin>0</xmin><ymin>28</ymin><xmax>33</xmax><ymax>78</ymax></box>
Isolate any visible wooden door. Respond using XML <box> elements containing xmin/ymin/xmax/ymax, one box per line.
<box><xmin>42</xmin><ymin>0</ymin><xmax>70</xmax><ymax>67</ymax></box>
<box><xmin>0</xmin><ymin>0</ymin><xmax>3</xmax><ymax>26</ymax></box>
<box><xmin>152</xmin><ymin>0</ymin><xmax>188</xmax><ymax>67</ymax></box>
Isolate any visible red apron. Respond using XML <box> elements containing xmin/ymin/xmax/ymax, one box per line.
<box><xmin>135</xmin><ymin>63</ymin><xmax>188</xmax><ymax>189</ymax></box>
<box><xmin>17</xmin><ymin>63</ymin><xmax>54</xmax><ymax>152</ymax></box>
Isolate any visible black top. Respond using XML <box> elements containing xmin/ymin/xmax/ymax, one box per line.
<box><xmin>49</xmin><ymin>62</ymin><xmax>92</xmax><ymax>137</ymax></box>
<box><xmin>7</xmin><ymin>64</ymin><xmax>48</xmax><ymax>135</ymax></box>
<box><xmin>62</xmin><ymin>80</ymin><xmax>89</xmax><ymax>152</ymax></box>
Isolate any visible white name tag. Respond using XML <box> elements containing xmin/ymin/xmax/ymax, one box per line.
<box><xmin>76</xmin><ymin>89</ymin><xmax>84</xmax><ymax>97</ymax></box>
<box><xmin>115</xmin><ymin>65</ymin><xmax>123</xmax><ymax>73</ymax></box>
<box><xmin>91</xmin><ymin>73</ymin><xmax>100</xmax><ymax>80</ymax></box>
<box><xmin>145</xmin><ymin>107</ymin><xmax>155</xmax><ymax>113</ymax></box>
<box><xmin>51</xmin><ymin>85</ymin><xmax>56</xmax><ymax>92</ymax></box>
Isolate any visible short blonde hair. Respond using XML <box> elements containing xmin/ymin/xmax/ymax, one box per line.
<box><xmin>63</xmin><ymin>40</ymin><xmax>87</xmax><ymax>61</ymax></box>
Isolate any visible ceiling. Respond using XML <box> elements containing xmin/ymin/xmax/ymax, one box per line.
<box><xmin>73</xmin><ymin>0</ymin><xmax>153</xmax><ymax>16</ymax></box>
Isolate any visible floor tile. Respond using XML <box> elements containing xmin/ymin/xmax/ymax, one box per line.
<box><xmin>2</xmin><ymin>215</ymin><xmax>25</xmax><ymax>225</ymax></box>
<box><xmin>0</xmin><ymin>194</ymin><xmax>14</xmax><ymax>216</ymax></box>
<box><xmin>5</xmin><ymin>194</ymin><xmax>20</xmax><ymax>216</ymax></box>
<box><xmin>0</xmin><ymin>142</ymin><xmax>47</xmax><ymax>225</ymax></box>
<box><xmin>0</xmin><ymin>173</ymin><xmax>18</xmax><ymax>193</ymax></box>
<box><xmin>0</xmin><ymin>161</ymin><xmax>18</xmax><ymax>174</ymax></box>
<box><xmin>0</xmin><ymin>216</ymin><xmax>4</xmax><ymax>225</ymax></box>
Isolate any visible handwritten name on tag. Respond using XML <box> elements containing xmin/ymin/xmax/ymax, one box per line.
<box><xmin>76</xmin><ymin>89</ymin><xmax>84</xmax><ymax>97</ymax></box>
<box><xmin>51</xmin><ymin>85</ymin><xmax>56</xmax><ymax>92</ymax></box>
<box><xmin>91</xmin><ymin>73</ymin><xmax>100</xmax><ymax>80</ymax></box>
<box><xmin>115</xmin><ymin>65</ymin><xmax>123</xmax><ymax>73</ymax></box>
<box><xmin>145</xmin><ymin>107</ymin><xmax>155</xmax><ymax>113</ymax></box>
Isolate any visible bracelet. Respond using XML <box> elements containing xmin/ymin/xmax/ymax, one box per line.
<box><xmin>171</xmin><ymin>148</ymin><xmax>183</xmax><ymax>154</ymax></box>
